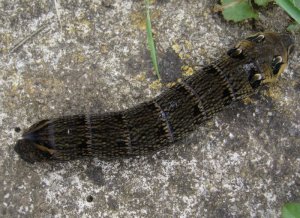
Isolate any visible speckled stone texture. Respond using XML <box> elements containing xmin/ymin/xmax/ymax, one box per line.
<box><xmin>1</xmin><ymin>0</ymin><xmax>299</xmax><ymax>217</ymax></box>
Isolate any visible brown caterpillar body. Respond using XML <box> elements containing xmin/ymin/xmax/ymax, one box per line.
<box><xmin>14</xmin><ymin>32</ymin><xmax>295</xmax><ymax>163</ymax></box>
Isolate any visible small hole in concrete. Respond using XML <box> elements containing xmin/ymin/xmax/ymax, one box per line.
<box><xmin>86</xmin><ymin>195</ymin><xmax>93</xmax><ymax>202</ymax></box>
<box><xmin>14</xmin><ymin>127</ymin><xmax>21</xmax><ymax>133</ymax></box>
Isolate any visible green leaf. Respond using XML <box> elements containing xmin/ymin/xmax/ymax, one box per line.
<box><xmin>293</xmin><ymin>0</ymin><xmax>300</xmax><ymax>8</ymax></box>
<box><xmin>221</xmin><ymin>0</ymin><xmax>258</xmax><ymax>22</ymax></box>
<box><xmin>145</xmin><ymin>0</ymin><xmax>161</xmax><ymax>81</ymax></box>
<box><xmin>287</xmin><ymin>22</ymin><xmax>300</xmax><ymax>32</ymax></box>
<box><xmin>282</xmin><ymin>203</ymin><xmax>300</xmax><ymax>218</ymax></box>
<box><xmin>276</xmin><ymin>0</ymin><xmax>300</xmax><ymax>24</ymax></box>
<box><xmin>254</xmin><ymin>0</ymin><xmax>273</xmax><ymax>7</ymax></box>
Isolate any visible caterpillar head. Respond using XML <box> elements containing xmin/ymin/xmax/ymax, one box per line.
<box><xmin>227</xmin><ymin>32</ymin><xmax>295</xmax><ymax>88</ymax></box>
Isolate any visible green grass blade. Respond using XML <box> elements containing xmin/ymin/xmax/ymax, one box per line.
<box><xmin>276</xmin><ymin>0</ymin><xmax>300</xmax><ymax>24</ymax></box>
<box><xmin>145</xmin><ymin>0</ymin><xmax>161</xmax><ymax>81</ymax></box>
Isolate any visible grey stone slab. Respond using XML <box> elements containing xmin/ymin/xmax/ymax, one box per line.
<box><xmin>1</xmin><ymin>0</ymin><xmax>299</xmax><ymax>217</ymax></box>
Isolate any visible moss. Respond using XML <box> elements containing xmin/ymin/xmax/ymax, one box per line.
<box><xmin>0</xmin><ymin>33</ymin><xmax>13</xmax><ymax>54</ymax></box>
<box><xmin>71</xmin><ymin>52</ymin><xmax>86</xmax><ymax>64</ymax></box>
<box><xmin>181</xmin><ymin>65</ymin><xmax>194</xmax><ymax>77</ymax></box>
<box><xmin>130</xmin><ymin>9</ymin><xmax>161</xmax><ymax>31</ymax></box>
<box><xmin>134</xmin><ymin>72</ymin><xmax>147</xmax><ymax>82</ymax></box>
<box><xmin>149</xmin><ymin>79</ymin><xmax>162</xmax><ymax>90</ymax></box>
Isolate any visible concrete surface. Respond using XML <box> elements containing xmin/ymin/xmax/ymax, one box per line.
<box><xmin>1</xmin><ymin>0</ymin><xmax>299</xmax><ymax>217</ymax></box>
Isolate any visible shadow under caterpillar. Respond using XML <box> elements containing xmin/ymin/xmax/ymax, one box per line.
<box><xmin>14</xmin><ymin>32</ymin><xmax>295</xmax><ymax>163</ymax></box>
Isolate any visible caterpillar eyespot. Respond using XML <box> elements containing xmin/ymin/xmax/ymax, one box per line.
<box><xmin>227</xmin><ymin>47</ymin><xmax>243</xmax><ymax>59</ymax></box>
<box><xmin>272</xmin><ymin>55</ymin><xmax>283</xmax><ymax>75</ymax></box>
<box><xmin>246</xmin><ymin>34</ymin><xmax>265</xmax><ymax>43</ymax></box>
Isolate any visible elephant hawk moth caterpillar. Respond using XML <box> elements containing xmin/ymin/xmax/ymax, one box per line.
<box><xmin>14</xmin><ymin>32</ymin><xmax>295</xmax><ymax>163</ymax></box>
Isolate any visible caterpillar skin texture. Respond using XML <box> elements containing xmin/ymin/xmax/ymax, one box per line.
<box><xmin>14</xmin><ymin>32</ymin><xmax>295</xmax><ymax>163</ymax></box>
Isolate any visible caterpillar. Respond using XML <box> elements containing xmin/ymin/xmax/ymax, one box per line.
<box><xmin>14</xmin><ymin>32</ymin><xmax>295</xmax><ymax>163</ymax></box>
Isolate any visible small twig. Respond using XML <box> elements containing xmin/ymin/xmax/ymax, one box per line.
<box><xmin>9</xmin><ymin>21</ymin><xmax>50</xmax><ymax>54</ymax></box>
